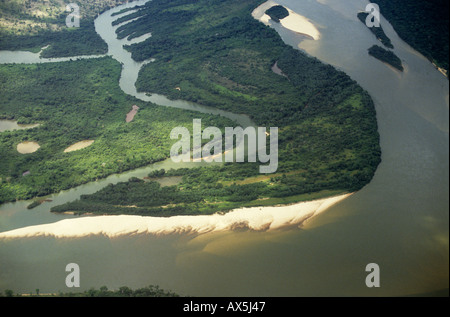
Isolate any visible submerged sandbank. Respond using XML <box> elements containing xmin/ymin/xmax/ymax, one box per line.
<box><xmin>0</xmin><ymin>193</ymin><xmax>352</xmax><ymax>239</ymax></box>
<box><xmin>64</xmin><ymin>140</ymin><xmax>95</xmax><ymax>153</ymax></box>
<box><xmin>16</xmin><ymin>141</ymin><xmax>40</xmax><ymax>154</ymax></box>
<box><xmin>252</xmin><ymin>1</ymin><xmax>321</xmax><ymax>40</ymax></box>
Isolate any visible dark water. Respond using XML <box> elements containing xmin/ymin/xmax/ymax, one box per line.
<box><xmin>0</xmin><ymin>0</ymin><xmax>448</xmax><ymax>296</ymax></box>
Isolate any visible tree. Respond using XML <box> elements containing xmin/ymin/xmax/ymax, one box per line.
<box><xmin>118</xmin><ymin>286</ymin><xmax>133</xmax><ymax>297</ymax></box>
<box><xmin>4</xmin><ymin>289</ymin><xmax>14</xmax><ymax>297</ymax></box>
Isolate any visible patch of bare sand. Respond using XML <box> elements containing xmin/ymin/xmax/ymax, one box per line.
<box><xmin>17</xmin><ymin>141</ymin><xmax>40</xmax><ymax>154</ymax></box>
<box><xmin>64</xmin><ymin>140</ymin><xmax>95</xmax><ymax>153</ymax></box>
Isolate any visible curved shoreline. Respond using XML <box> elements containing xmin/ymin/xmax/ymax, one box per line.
<box><xmin>252</xmin><ymin>0</ymin><xmax>321</xmax><ymax>40</ymax></box>
<box><xmin>0</xmin><ymin>0</ymin><xmax>447</xmax><ymax>297</ymax></box>
<box><xmin>0</xmin><ymin>193</ymin><xmax>352</xmax><ymax>239</ymax></box>
<box><xmin>64</xmin><ymin>140</ymin><xmax>95</xmax><ymax>153</ymax></box>
<box><xmin>0</xmin><ymin>0</ymin><xmax>349</xmax><ymax>238</ymax></box>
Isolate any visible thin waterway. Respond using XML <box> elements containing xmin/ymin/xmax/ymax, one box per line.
<box><xmin>0</xmin><ymin>0</ymin><xmax>252</xmax><ymax>232</ymax></box>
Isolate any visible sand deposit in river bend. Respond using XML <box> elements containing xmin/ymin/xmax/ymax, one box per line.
<box><xmin>16</xmin><ymin>141</ymin><xmax>40</xmax><ymax>154</ymax></box>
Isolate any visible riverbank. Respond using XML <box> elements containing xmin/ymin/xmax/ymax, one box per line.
<box><xmin>1</xmin><ymin>0</ymin><xmax>380</xmax><ymax>224</ymax></box>
<box><xmin>0</xmin><ymin>193</ymin><xmax>352</xmax><ymax>238</ymax></box>
<box><xmin>0</xmin><ymin>0</ymin><xmax>447</xmax><ymax>297</ymax></box>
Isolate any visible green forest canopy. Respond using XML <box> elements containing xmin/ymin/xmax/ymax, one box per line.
<box><xmin>49</xmin><ymin>0</ymin><xmax>381</xmax><ymax>216</ymax></box>
<box><xmin>0</xmin><ymin>57</ymin><xmax>233</xmax><ymax>204</ymax></box>
<box><xmin>0</xmin><ymin>0</ymin><xmax>128</xmax><ymax>57</ymax></box>
<box><xmin>357</xmin><ymin>12</ymin><xmax>394</xmax><ymax>49</ymax></box>
<box><xmin>373</xmin><ymin>0</ymin><xmax>449</xmax><ymax>72</ymax></box>
<box><xmin>368</xmin><ymin>45</ymin><xmax>404</xmax><ymax>71</ymax></box>
<box><xmin>265</xmin><ymin>5</ymin><xmax>289</xmax><ymax>23</ymax></box>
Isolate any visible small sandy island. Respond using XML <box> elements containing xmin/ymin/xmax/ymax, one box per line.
<box><xmin>17</xmin><ymin>141</ymin><xmax>40</xmax><ymax>154</ymax></box>
<box><xmin>64</xmin><ymin>140</ymin><xmax>95</xmax><ymax>153</ymax></box>
<box><xmin>0</xmin><ymin>193</ymin><xmax>352</xmax><ymax>239</ymax></box>
<box><xmin>252</xmin><ymin>1</ymin><xmax>320</xmax><ymax>40</ymax></box>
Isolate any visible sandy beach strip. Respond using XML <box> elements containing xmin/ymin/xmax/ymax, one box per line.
<box><xmin>0</xmin><ymin>193</ymin><xmax>352</xmax><ymax>239</ymax></box>
<box><xmin>64</xmin><ymin>140</ymin><xmax>95</xmax><ymax>153</ymax></box>
<box><xmin>252</xmin><ymin>1</ymin><xmax>320</xmax><ymax>40</ymax></box>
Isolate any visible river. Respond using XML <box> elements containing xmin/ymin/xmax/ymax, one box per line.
<box><xmin>0</xmin><ymin>0</ymin><xmax>448</xmax><ymax>296</ymax></box>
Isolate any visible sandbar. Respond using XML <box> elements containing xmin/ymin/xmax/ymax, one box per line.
<box><xmin>0</xmin><ymin>193</ymin><xmax>352</xmax><ymax>239</ymax></box>
<box><xmin>64</xmin><ymin>140</ymin><xmax>95</xmax><ymax>153</ymax></box>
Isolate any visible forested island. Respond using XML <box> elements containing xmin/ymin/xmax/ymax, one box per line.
<box><xmin>372</xmin><ymin>0</ymin><xmax>449</xmax><ymax>75</ymax></box>
<box><xmin>368</xmin><ymin>45</ymin><xmax>404</xmax><ymax>71</ymax></box>
<box><xmin>357</xmin><ymin>11</ymin><xmax>403</xmax><ymax>71</ymax></box>
<box><xmin>265</xmin><ymin>5</ymin><xmax>289</xmax><ymax>23</ymax></box>
<box><xmin>1</xmin><ymin>0</ymin><xmax>381</xmax><ymax>215</ymax></box>
<box><xmin>48</xmin><ymin>0</ymin><xmax>381</xmax><ymax>216</ymax></box>
<box><xmin>357</xmin><ymin>12</ymin><xmax>394</xmax><ymax>49</ymax></box>
<box><xmin>0</xmin><ymin>57</ymin><xmax>233</xmax><ymax>204</ymax></box>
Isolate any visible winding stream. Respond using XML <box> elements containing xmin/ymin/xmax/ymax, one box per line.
<box><xmin>0</xmin><ymin>0</ymin><xmax>252</xmax><ymax>231</ymax></box>
<box><xmin>95</xmin><ymin>1</ymin><xmax>255</xmax><ymax>129</ymax></box>
<box><xmin>0</xmin><ymin>0</ymin><xmax>448</xmax><ymax>296</ymax></box>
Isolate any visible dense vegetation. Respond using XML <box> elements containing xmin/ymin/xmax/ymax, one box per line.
<box><xmin>357</xmin><ymin>11</ymin><xmax>403</xmax><ymax>71</ymax></box>
<box><xmin>50</xmin><ymin>0</ymin><xmax>381</xmax><ymax>216</ymax></box>
<box><xmin>1</xmin><ymin>285</ymin><xmax>179</xmax><ymax>297</ymax></box>
<box><xmin>372</xmin><ymin>0</ymin><xmax>449</xmax><ymax>73</ymax></box>
<box><xmin>0</xmin><ymin>0</ymin><xmax>127</xmax><ymax>57</ymax></box>
<box><xmin>368</xmin><ymin>45</ymin><xmax>404</xmax><ymax>71</ymax></box>
<box><xmin>0</xmin><ymin>57</ymin><xmax>233</xmax><ymax>204</ymax></box>
<box><xmin>357</xmin><ymin>12</ymin><xmax>394</xmax><ymax>49</ymax></box>
<box><xmin>0</xmin><ymin>23</ymin><xmax>108</xmax><ymax>57</ymax></box>
<box><xmin>265</xmin><ymin>5</ymin><xmax>289</xmax><ymax>23</ymax></box>
<box><xmin>111</xmin><ymin>4</ymin><xmax>146</xmax><ymax>17</ymax></box>
<box><xmin>51</xmin><ymin>167</ymin><xmax>348</xmax><ymax>216</ymax></box>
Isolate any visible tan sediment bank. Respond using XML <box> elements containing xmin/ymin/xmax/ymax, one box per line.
<box><xmin>126</xmin><ymin>105</ymin><xmax>140</xmax><ymax>123</ymax></box>
<box><xmin>64</xmin><ymin>140</ymin><xmax>95</xmax><ymax>153</ymax></box>
<box><xmin>252</xmin><ymin>1</ymin><xmax>321</xmax><ymax>40</ymax></box>
<box><xmin>272</xmin><ymin>61</ymin><xmax>288</xmax><ymax>78</ymax></box>
<box><xmin>16</xmin><ymin>141</ymin><xmax>40</xmax><ymax>154</ymax></box>
<box><xmin>0</xmin><ymin>193</ymin><xmax>352</xmax><ymax>239</ymax></box>
<box><xmin>432</xmin><ymin>63</ymin><xmax>448</xmax><ymax>78</ymax></box>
